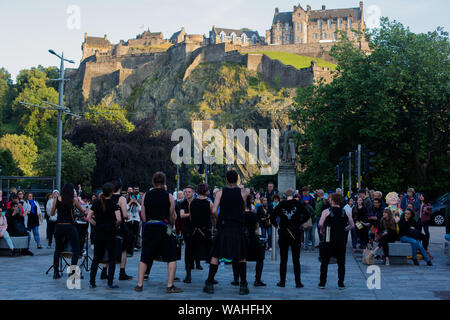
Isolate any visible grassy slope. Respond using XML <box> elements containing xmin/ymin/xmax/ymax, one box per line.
<box><xmin>246</xmin><ymin>51</ymin><xmax>337</xmax><ymax>70</ymax></box>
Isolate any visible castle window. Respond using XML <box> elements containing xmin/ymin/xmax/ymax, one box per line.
<box><xmin>314</xmin><ymin>33</ymin><xmax>318</xmax><ymax>39</ymax></box>
<box><xmin>296</xmin><ymin>37</ymin><xmax>299</xmax><ymax>42</ymax></box>
<box><xmin>348</xmin><ymin>18</ymin><xmax>352</xmax><ymax>28</ymax></box>
<box><xmin>278</xmin><ymin>36</ymin><xmax>281</xmax><ymax>41</ymax></box>
<box><xmin>333</xmin><ymin>32</ymin><xmax>337</xmax><ymax>39</ymax></box>
<box><xmin>296</xmin><ymin>23</ymin><xmax>299</xmax><ymax>31</ymax></box>
<box><xmin>323</xmin><ymin>33</ymin><xmax>327</xmax><ymax>39</ymax></box>
<box><xmin>318</xmin><ymin>20</ymin><xmax>322</xmax><ymax>29</ymax></box>
<box><xmin>328</xmin><ymin>19</ymin><xmax>332</xmax><ymax>29</ymax></box>
<box><xmin>300</xmin><ymin>23</ymin><xmax>303</xmax><ymax>32</ymax></box>
<box><xmin>242</xmin><ymin>35</ymin><xmax>246</xmax><ymax>44</ymax></box>
<box><xmin>277</xmin><ymin>24</ymin><xmax>281</xmax><ymax>31</ymax></box>
<box><xmin>286</xmin><ymin>23</ymin><xmax>289</xmax><ymax>31</ymax></box>
<box><xmin>286</xmin><ymin>35</ymin><xmax>290</xmax><ymax>41</ymax></box>
<box><xmin>300</xmin><ymin>38</ymin><xmax>303</xmax><ymax>44</ymax></box>
<box><xmin>338</xmin><ymin>19</ymin><xmax>342</xmax><ymax>29</ymax></box>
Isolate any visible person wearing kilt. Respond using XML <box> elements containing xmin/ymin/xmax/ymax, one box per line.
<box><xmin>203</xmin><ymin>170</ymin><xmax>250</xmax><ymax>295</ymax></box>
<box><xmin>232</xmin><ymin>194</ymin><xmax>266</xmax><ymax>287</ymax></box>
<box><xmin>134</xmin><ymin>172</ymin><xmax>183</xmax><ymax>293</ymax></box>
<box><xmin>184</xmin><ymin>183</ymin><xmax>214</xmax><ymax>283</ymax></box>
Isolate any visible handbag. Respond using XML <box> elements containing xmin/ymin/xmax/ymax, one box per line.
<box><xmin>301</xmin><ymin>217</ymin><xmax>313</xmax><ymax>230</ymax></box>
<box><xmin>362</xmin><ymin>249</ymin><xmax>374</xmax><ymax>265</ymax></box>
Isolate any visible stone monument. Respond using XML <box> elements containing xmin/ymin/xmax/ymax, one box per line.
<box><xmin>277</xmin><ymin>123</ymin><xmax>297</xmax><ymax>195</ymax></box>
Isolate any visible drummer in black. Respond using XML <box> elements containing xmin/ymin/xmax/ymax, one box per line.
<box><xmin>87</xmin><ymin>182</ymin><xmax>122</xmax><ymax>288</ymax></box>
<box><xmin>270</xmin><ymin>189</ymin><xmax>310</xmax><ymax>288</ymax></box>
<box><xmin>203</xmin><ymin>170</ymin><xmax>250</xmax><ymax>295</ymax></box>
<box><xmin>185</xmin><ymin>183</ymin><xmax>214</xmax><ymax>283</ymax></box>
<box><xmin>50</xmin><ymin>183</ymin><xmax>86</xmax><ymax>280</ymax></box>
<box><xmin>134</xmin><ymin>172</ymin><xmax>183</xmax><ymax>293</ymax></box>
<box><xmin>179</xmin><ymin>185</ymin><xmax>195</xmax><ymax>283</ymax></box>
<box><xmin>232</xmin><ymin>194</ymin><xmax>266</xmax><ymax>287</ymax></box>
<box><xmin>111</xmin><ymin>180</ymin><xmax>133</xmax><ymax>281</ymax></box>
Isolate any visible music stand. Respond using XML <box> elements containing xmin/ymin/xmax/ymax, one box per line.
<box><xmin>79</xmin><ymin>232</ymin><xmax>93</xmax><ymax>272</ymax></box>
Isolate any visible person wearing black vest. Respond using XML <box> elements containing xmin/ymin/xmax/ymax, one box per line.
<box><xmin>184</xmin><ymin>183</ymin><xmax>214</xmax><ymax>283</ymax></box>
<box><xmin>87</xmin><ymin>182</ymin><xmax>122</xmax><ymax>288</ymax></box>
<box><xmin>270</xmin><ymin>189</ymin><xmax>310</xmax><ymax>288</ymax></box>
<box><xmin>180</xmin><ymin>185</ymin><xmax>195</xmax><ymax>283</ymax></box>
<box><xmin>50</xmin><ymin>183</ymin><xmax>86</xmax><ymax>280</ymax></box>
<box><xmin>318</xmin><ymin>193</ymin><xmax>355</xmax><ymax>289</ymax></box>
<box><xmin>134</xmin><ymin>172</ymin><xmax>183</xmax><ymax>293</ymax></box>
<box><xmin>203</xmin><ymin>170</ymin><xmax>250</xmax><ymax>295</ymax></box>
<box><xmin>232</xmin><ymin>194</ymin><xmax>266</xmax><ymax>287</ymax></box>
<box><xmin>104</xmin><ymin>180</ymin><xmax>133</xmax><ymax>281</ymax></box>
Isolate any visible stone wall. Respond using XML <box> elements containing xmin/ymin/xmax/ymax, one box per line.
<box><xmin>238</xmin><ymin>42</ymin><xmax>336</xmax><ymax>62</ymax></box>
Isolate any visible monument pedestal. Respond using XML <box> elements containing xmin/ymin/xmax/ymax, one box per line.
<box><xmin>277</xmin><ymin>163</ymin><xmax>296</xmax><ymax>195</ymax></box>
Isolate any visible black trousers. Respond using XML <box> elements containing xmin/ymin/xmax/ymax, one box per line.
<box><xmin>75</xmin><ymin>223</ymin><xmax>89</xmax><ymax>251</ymax></box>
<box><xmin>278</xmin><ymin>229</ymin><xmax>302</xmax><ymax>284</ymax></box>
<box><xmin>320</xmin><ymin>243</ymin><xmax>346</xmax><ymax>285</ymax></box>
<box><xmin>357</xmin><ymin>226</ymin><xmax>369</xmax><ymax>248</ymax></box>
<box><xmin>377</xmin><ymin>233</ymin><xmax>398</xmax><ymax>257</ymax></box>
<box><xmin>90</xmin><ymin>224</ymin><xmax>117</xmax><ymax>285</ymax></box>
<box><xmin>47</xmin><ymin>220</ymin><xmax>56</xmax><ymax>245</ymax></box>
<box><xmin>233</xmin><ymin>259</ymin><xmax>263</xmax><ymax>281</ymax></box>
<box><xmin>126</xmin><ymin>221</ymin><xmax>140</xmax><ymax>253</ymax></box>
<box><xmin>53</xmin><ymin>224</ymin><xmax>80</xmax><ymax>273</ymax></box>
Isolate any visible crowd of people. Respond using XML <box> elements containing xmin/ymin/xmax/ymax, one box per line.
<box><xmin>0</xmin><ymin>173</ymin><xmax>438</xmax><ymax>294</ymax></box>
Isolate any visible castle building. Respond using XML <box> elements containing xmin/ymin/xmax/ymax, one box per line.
<box><xmin>81</xmin><ymin>33</ymin><xmax>114</xmax><ymax>61</ymax></box>
<box><xmin>209</xmin><ymin>26</ymin><xmax>263</xmax><ymax>46</ymax></box>
<box><xmin>170</xmin><ymin>27</ymin><xmax>205</xmax><ymax>45</ymax></box>
<box><xmin>266</xmin><ymin>1</ymin><xmax>366</xmax><ymax>46</ymax></box>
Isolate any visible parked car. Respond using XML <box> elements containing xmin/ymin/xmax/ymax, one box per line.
<box><xmin>431</xmin><ymin>192</ymin><xmax>449</xmax><ymax>226</ymax></box>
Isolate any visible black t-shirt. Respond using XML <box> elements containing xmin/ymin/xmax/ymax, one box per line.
<box><xmin>189</xmin><ymin>198</ymin><xmax>212</xmax><ymax>229</ymax></box>
<box><xmin>271</xmin><ymin>199</ymin><xmax>310</xmax><ymax>230</ymax></box>
<box><xmin>91</xmin><ymin>198</ymin><xmax>119</xmax><ymax>225</ymax></box>
<box><xmin>256</xmin><ymin>205</ymin><xmax>271</xmax><ymax>228</ymax></box>
<box><xmin>244</xmin><ymin>210</ymin><xmax>258</xmax><ymax>238</ymax></box>
<box><xmin>56</xmin><ymin>199</ymin><xmax>75</xmax><ymax>224</ymax></box>
<box><xmin>179</xmin><ymin>199</ymin><xmax>192</xmax><ymax>230</ymax></box>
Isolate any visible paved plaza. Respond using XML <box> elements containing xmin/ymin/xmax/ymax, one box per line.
<box><xmin>0</xmin><ymin>225</ymin><xmax>449</xmax><ymax>300</ymax></box>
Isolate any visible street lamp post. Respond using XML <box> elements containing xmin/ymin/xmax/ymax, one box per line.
<box><xmin>48</xmin><ymin>50</ymin><xmax>74</xmax><ymax>191</ymax></box>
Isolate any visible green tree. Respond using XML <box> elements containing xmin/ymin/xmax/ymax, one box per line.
<box><xmin>12</xmin><ymin>67</ymin><xmax>59</xmax><ymax>144</ymax></box>
<box><xmin>0</xmin><ymin>134</ymin><xmax>38</xmax><ymax>176</ymax></box>
<box><xmin>290</xmin><ymin>18</ymin><xmax>450</xmax><ymax>197</ymax></box>
<box><xmin>35</xmin><ymin>138</ymin><xmax>97</xmax><ymax>187</ymax></box>
<box><xmin>0</xmin><ymin>149</ymin><xmax>23</xmax><ymax>176</ymax></box>
<box><xmin>0</xmin><ymin>67</ymin><xmax>13</xmax><ymax>126</ymax></box>
<box><xmin>84</xmin><ymin>103</ymin><xmax>135</xmax><ymax>133</ymax></box>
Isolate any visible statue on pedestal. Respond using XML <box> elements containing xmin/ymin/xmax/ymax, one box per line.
<box><xmin>279</xmin><ymin>123</ymin><xmax>296</xmax><ymax>164</ymax></box>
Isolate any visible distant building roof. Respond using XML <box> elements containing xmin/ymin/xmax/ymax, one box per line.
<box><xmin>85</xmin><ymin>36</ymin><xmax>112</xmax><ymax>48</ymax></box>
<box><xmin>309</xmin><ymin>7</ymin><xmax>361</xmax><ymax>20</ymax></box>
<box><xmin>138</xmin><ymin>31</ymin><xmax>163</xmax><ymax>39</ymax></box>
<box><xmin>273</xmin><ymin>12</ymin><xmax>293</xmax><ymax>25</ymax></box>
<box><xmin>212</xmin><ymin>27</ymin><xmax>260</xmax><ymax>39</ymax></box>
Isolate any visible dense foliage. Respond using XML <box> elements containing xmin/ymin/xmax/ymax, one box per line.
<box><xmin>290</xmin><ymin>18</ymin><xmax>449</xmax><ymax>198</ymax></box>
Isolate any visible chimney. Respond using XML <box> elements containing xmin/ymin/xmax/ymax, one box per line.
<box><xmin>306</xmin><ymin>5</ymin><xmax>311</xmax><ymax>11</ymax></box>
<box><xmin>84</xmin><ymin>32</ymin><xmax>87</xmax><ymax>42</ymax></box>
<box><xmin>275</xmin><ymin>7</ymin><xmax>279</xmax><ymax>14</ymax></box>
<box><xmin>360</xmin><ymin>1</ymin><xmax>363</xmax><ymax>11</ymax></box>
<box><xmin>322</xmin><ymin>5</ymin><xmax>326</xmax><ymax>10</ymax></box>
<box><xmin>104</xmin><ymin>34</ymin><xmax>107</xmax><ymax>40</ymax></box>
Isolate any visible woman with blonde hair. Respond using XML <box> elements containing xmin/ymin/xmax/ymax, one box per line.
<box><xmin>372</xmin><ymin>208</ymin><xmax>399</xmax><ymax>265</ymax></box>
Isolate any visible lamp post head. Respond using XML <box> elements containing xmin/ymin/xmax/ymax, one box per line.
<box><xmin>49</xmin><ymin>49</ymin><xmax>57</xmax><ymax>56</ymax></box>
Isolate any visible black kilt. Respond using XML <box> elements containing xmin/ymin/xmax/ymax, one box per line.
<box><xmin>210</xmin><ymin>225</ymin><xmax>248</xmax><ymax>261</ymax></box>
<box><xmin>190</xmin><ymin>227</ymin><xmax>212</xmax><ymax>262</ymax></box>
<box><xmin>141</xmin><ymin>224</ymin><xmax>178</xmax><ymax>263</ymax></box>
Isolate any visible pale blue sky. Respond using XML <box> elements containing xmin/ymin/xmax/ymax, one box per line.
<box><xmin>0</xmin><ymin>0</ymin><xmax>448</xmax><ymax>80</ymax></box>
